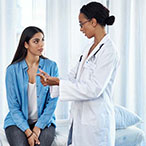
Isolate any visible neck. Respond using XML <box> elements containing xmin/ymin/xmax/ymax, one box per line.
<box><xmin>94</xmin><ymin>27</ymin><xmax>106</xmax><ymax>46</ymax></box>
<box><xmin>87</xmin><ymin>28</ymin><xmax>106</xmax><ymax>57</ymax></box>
<box><xmin>25</xmin><ymin>55</ymin><xmax>39</xmax><ymax>68</ymax></box>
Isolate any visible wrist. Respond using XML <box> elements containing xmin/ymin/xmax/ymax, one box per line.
<box><xmin>27</xmin><ymin>132</ymin><xmax>33</xmax><ymax>139</ymax></box>
<box><xmin>55</xmin><ymin>78</ymin><xmax>60</xmax><ymax>85</ymax></box>
<box><xmin>33</xmin><ymin>130</ymin><xmax>38</xmax><ymax>137</ymax></box>
<box><xmin>25</xmin><ymin>129</ymin><xmax>32</xmax><ymax>137</ymax></box>
<box><xmin>33</xmin><ymin>126</ymin><xmax>41</xmax><ymax>137</ymax></box>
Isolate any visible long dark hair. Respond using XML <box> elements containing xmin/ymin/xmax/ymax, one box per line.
<box><xmin>10</xmin><ymin>26</ymin><xmax>46</xmax><ymax>65</ymax></box>
<box><xmin>80</xmin><ymin>2</ymin><xmax>115</xmax><ymax>26</ymax></box>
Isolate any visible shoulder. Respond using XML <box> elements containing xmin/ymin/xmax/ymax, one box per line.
<box><xmin>41</xmin><ymin>57</ymin><xmax>57</xmax><ymax>67</ymax></box>
<box><xmin>6</xmin><ymin>62</ymin><xmax>18</xmax><ymax>73</ymax></box>
<box><xmin>40</xmin><ymin>58</ymin><xmax>59</xmax><ymax>76</ymax></box>
<box><xmin>100</xmin><ymin>36</ymin><xmax>120</xmax><ymax>63</ymax></box>
<box><xmin>103</xmin><ymin>36</ymin><xmax>119</xmax><ymax>55</ymax></box>
<box><xmin>40</xmin><ymin>58</ymin><xmax>58</xmax><ymax>75</ymax></box>
<box><xmin>6</xmin><ymin>62</ymin><xmax>20</xmax><ymax>80</ymax></box>
<box><xmin>6</xmin><ymin>60</ymin><xmax>24</xmax><ymax>72</ymax></box>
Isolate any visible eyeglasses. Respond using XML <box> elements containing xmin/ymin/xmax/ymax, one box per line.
<box><xmin>79</xmin><ymin>20</ymin><xmax>90</xmax><ymax>28</ymax></box>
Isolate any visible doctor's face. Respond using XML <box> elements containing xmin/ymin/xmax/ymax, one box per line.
<box><xmin>79</xmin><ymin>13</ymin><xmax>95</xmax><ymax>39</ymax></box>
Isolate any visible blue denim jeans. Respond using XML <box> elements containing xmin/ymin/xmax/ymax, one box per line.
<box><xmin>5</xmin><ymin>124</ymin><xmax>55</xmax><ymax>146</ymax></box>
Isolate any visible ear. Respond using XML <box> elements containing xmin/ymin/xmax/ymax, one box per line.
<box><xmin>91</xmin><ymin>18</ymin><xmax>97</xmax><ymax>27</ymax></box>
<box><xmin>24</xmin><ymin>42</ymin><xmax>29</xmax><ymax>49</ymax></box>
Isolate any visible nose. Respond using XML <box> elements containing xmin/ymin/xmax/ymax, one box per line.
<box><xmin>80</xmin><ymin>27</ymin><xmax>83</xmax><ymax>32</ymax></box>
<box><xmin>39</xmin><ymin>40</ymin><xmax>44</xmax><ymax>47</ymax></box>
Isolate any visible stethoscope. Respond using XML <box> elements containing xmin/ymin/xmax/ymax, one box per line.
<box><xmin>75</xmin><ymin>43</ymin><xmax>104</xmax><ymax>79</ymax></box>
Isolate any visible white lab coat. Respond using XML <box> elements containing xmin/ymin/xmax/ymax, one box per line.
<box><xmin>52</xmin><ymin>34</ymin><xmax>119</xmax><ymax>146</ymax></box>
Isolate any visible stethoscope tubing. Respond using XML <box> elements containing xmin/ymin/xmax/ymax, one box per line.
<box><xmin>75</xmin><ymin>43</ymin><xmax>104</xmax><ymax>79</ymax></box>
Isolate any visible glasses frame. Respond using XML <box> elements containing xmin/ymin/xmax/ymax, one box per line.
<box><xmin>79</xmin><ymin>20</ymin><xmax>90</xmax><ymax>28</ymax></box>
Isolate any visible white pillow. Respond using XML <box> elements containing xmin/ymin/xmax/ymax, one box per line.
<box><xmin>115</xmin><ymin>126</ymin><xmax>145</xmax><ymax>146</ymax></box>
<box><xmin>0</xmin><ymin>129</ymin><xmax>9</xmax><ymax>146</ymax></box>
<box><xmin>114</xmin><ymin>105</ymin><xmax>142</xmax><ymax>129</ymax></box>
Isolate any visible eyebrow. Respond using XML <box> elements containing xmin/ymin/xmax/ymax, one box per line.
<box><xmin>32</xmin><ymin>38</ymin><xmax>39</xmax><ymax>40</ymax></box>
<box><xmin>32</xmin><ymin>37</ymin><xmax>44</xmax><ymax>40</ymax></box>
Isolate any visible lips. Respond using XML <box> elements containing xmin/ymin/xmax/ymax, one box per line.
<box><xmin>38</xmin><ymin>48</ymin><xmax>43</xmax><ymax>52</ymax></box>
<box><xmin>83</xmin><ymin>32</ymin><xmax>86</xmax><ymax>36</ymax></box>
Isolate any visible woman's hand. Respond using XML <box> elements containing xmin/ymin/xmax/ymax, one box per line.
<box><xmin>27</xmin><ymin>132</ymin><xmax>40</xmax><ymax>146</ymax></box>
<box><xmin>25</xmin><ymin>128</ymin><xmax>40</xmax><ymax>146</ymax></box>
<box><xmin>33</xmin><ymin>126</ymin><xmax>41</xmax><ymax>139</ymax></box>
<box><xmin>37</xmin><ymin>69</ymin><xmax>60</xmax><ymax>86</ymax></box>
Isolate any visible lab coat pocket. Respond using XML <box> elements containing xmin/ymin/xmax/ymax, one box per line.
<box><xmin>82</xmin><ymin>61</ymin><xmax>96</xmax><ymax>80</ymax></box>
<box><xmin>81</xmin><ymin>101</ymin><xmax>98</xmax><ymax>126</ymax></box>
<box><xmin>84</xmin><ymin>61</ymin><xmax>96</xmax><ymax>71</ymax></box>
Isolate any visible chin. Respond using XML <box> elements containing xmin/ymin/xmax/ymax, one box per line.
<box><xmin>86</xmin><ymin>35</ymin><xmax>92</xmax><ymax>39</ymax></box>
<box><xmin>36</xmin><ymin>53</ymin><xmax>42</xmax><ymax>57</ymax></box>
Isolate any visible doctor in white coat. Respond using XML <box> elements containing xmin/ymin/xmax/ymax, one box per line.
<box><xmin>37</xmin><ymin>2</ymin><xmax>119</xmax><ymax>146</ymax></box>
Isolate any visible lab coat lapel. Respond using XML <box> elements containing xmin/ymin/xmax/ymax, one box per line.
<box><xmin>76</xmin><ymin>34</ymin><xmax>109</xmax><ymax>80</ymax></box>
<box><xmin>86</xmin><ymin>34</ymin><xmax>109</xmax><ymax>62</ymax></box>
<box><xmin>76</xmin><ymin>42</ymin><xmax>103</xmax><ymax>80</ymax></box>
<box><xmin>76</xmin><ymin>49</ymin><xmax>88</xmax><ymax>80</ymax></box>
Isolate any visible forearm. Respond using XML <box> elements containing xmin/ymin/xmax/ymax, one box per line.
<box><xmin>47</xmin><ymin>77</ymin><xmax>60</xmax><ymax>85</ymax></box>
<box><xmin>35</xmin><ymin>98</ymin><xmax>58</xmax><ymax>129</ymax></box>
<box><xmin>9</xmin><ymin>108</ymin><xmax>30</xmax><ymax>131</ymax></box>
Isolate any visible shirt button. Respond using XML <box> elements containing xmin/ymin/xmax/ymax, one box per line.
<box><xmin>37</xmin><ymin>96</ymin><xmax>39</xmax><ymax>98</ymax></box>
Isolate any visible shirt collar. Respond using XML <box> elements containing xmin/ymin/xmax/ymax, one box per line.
<box><xmin>21</xmin><ymin>57</ymin><xmax>44</xmax><ymax>70</ymax></box>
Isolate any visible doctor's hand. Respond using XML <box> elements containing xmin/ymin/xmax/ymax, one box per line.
<box><xmin>37</xmin><ymin>69</ymin><xmax>60</xmax><ymax>86</ymax></box>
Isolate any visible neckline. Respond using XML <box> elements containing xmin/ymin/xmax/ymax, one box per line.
<box><xmin>28</xmin><ymin>82</ymin><xmax>36</xmax><ymax>85</ymax></box>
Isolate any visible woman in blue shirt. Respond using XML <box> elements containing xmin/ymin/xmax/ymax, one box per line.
<box><xmin>4</xmin><ymin>26</ymin><xmax>58</xmax><ymax>146</ymax></box>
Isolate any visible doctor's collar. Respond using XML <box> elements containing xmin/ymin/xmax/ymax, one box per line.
<box><xmin>79</xmin><ymin>43</ymin><xmax>104</xmax><ymax>62</ymax></box>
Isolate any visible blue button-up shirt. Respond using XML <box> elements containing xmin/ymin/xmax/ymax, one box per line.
<box><xmin>4</xmin><ymin>57</ymin><xmax>58</xmax><ymax>132</ymax></box>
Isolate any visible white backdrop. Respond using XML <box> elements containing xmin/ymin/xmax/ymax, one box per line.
<box><xmin>0</xmin><ymin>0</ymin><xmax>145</xmax><ymax>145</ymax></box>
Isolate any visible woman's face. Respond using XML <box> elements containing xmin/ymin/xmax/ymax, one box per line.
<box><xmin>25</xmin><ymin>32</ymin><xmax>44</xmax><ymax>57</ymax></box>
<box><xmin>79</xmin><ymin>13</ymin><xmax>95</xmax><ymax>39</ymax></box>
